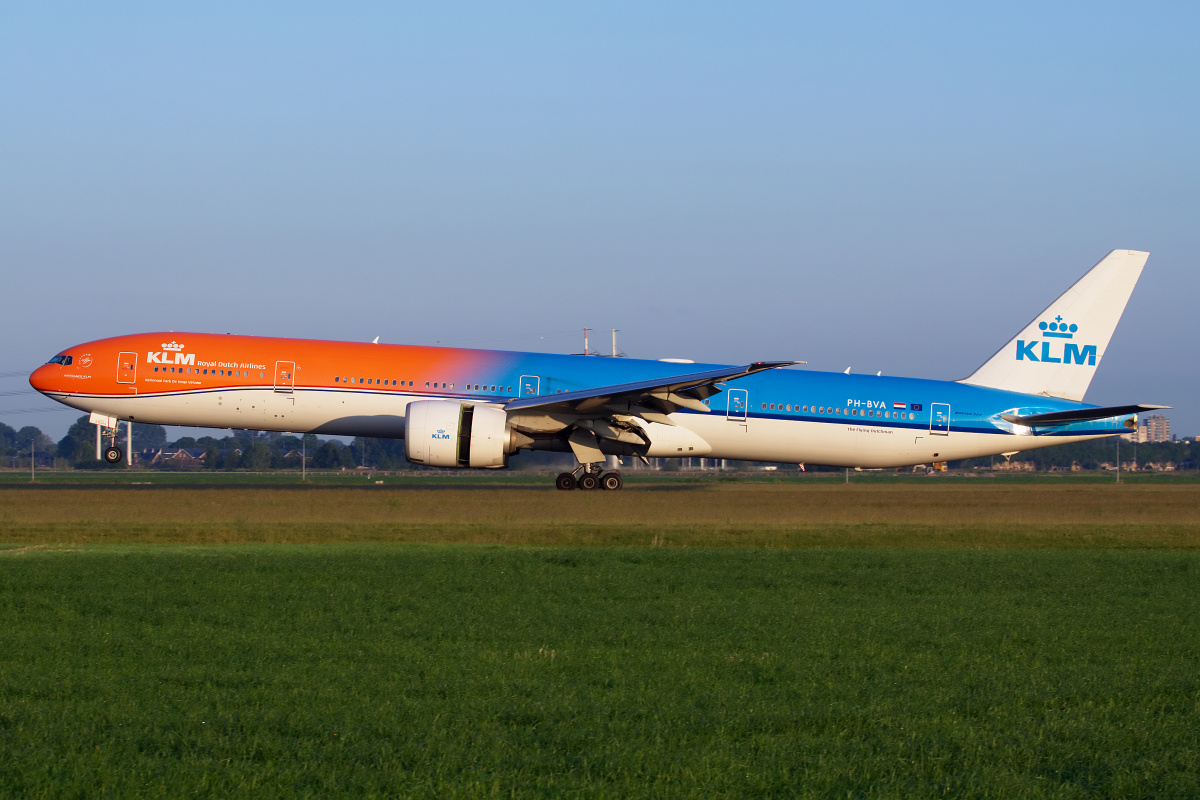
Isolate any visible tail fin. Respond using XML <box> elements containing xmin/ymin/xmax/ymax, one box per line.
<box><xmin>959</xmin><ymin>249</ymin><xmax>1148</xmax><ymax>401</ymax></box>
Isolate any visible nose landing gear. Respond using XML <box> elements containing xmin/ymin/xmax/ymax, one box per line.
<box><xmin>99</xmin><ymin>422</ymin><xmax>123</xmax><ymax>464</ymax></box>
<box><xmin>555</xmin><ymin>464</ymin><xmax>623</xmax><ymax>490</ymax></box>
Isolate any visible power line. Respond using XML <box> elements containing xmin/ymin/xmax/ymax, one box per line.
<box><xmin>0</xmin><ymin>370</ymin><xmax>35</xmax><ymax>379</ymax></box>
<box><xmin>0</xmin><ymin>390</ymin><xmax>36</xmax><ymax>398</ymax></box>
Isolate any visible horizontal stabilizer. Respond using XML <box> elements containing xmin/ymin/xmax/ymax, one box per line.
<box><xmin>1000</xmin><ymin>404</ymin><xmax>1170</xmax><ymax>426</ymax></box>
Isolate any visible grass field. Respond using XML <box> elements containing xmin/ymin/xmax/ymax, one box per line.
<box><xmin>2</xmin><ymin>483</ymin><xmax>1199</xmax><ymax>549</ymax></box>
<box><xmin>2</xmin><ymin>484</ymin><xmax>1199</xmax><ymax>797</ymax></box>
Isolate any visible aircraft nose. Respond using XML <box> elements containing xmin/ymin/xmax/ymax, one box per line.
<box><xmin>29</xmin><ymin>364</ymin><xmax>52</xmax><ymax>393</ymax></box>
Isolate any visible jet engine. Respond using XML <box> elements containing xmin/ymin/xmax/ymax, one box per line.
<box><xmin>404</xmin><ymin>400</ymin><xmax>512</xmax><ymax>468</ymax></box>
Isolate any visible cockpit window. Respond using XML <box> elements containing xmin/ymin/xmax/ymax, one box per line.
<box><xmin>47</xmin><ymin>355</ymin><xmax>72</xmax><ymax>365</ymax></box>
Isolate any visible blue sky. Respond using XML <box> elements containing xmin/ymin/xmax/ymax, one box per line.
<box><xmin>3</xmin><ymin>3</ymin><xmax>1197</xmax><ymax>438</ymax></box>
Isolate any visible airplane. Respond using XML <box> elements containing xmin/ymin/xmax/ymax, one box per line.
<box><xmin>29</xmin><ymin>249</ymin><xmax>1167</xmax><ymax>489</ymax></box>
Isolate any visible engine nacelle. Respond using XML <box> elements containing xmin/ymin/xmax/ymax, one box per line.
<box><xmin>404</xmin><ymin>400</ymin><xmax>510</xmax><ymax>468</ymax></box>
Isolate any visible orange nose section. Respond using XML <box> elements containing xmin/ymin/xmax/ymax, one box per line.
<box><xmin>29</xmin><ymin>364</ymin><xmax>53</xmax><ymax>393</ymax></box>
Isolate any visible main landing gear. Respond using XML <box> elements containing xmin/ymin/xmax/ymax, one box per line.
<box><xmin>103</xmin><ymin>446</ymin><xmax>124</xmax><ymax>464</ymax></box>
<box><xmin>555</xmin><ymin>465</ymin><xmax>623</xmax><ymax>491</ymax></box>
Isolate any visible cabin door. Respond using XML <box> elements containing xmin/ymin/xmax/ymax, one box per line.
<box><xmin>519</xmin><ymin>375</ymin><xmax>540</xmax><ymax>397</ymax></box>
<box><xmin>274</xmin><ymin>361</ymin><xmax>296</xmax><ymax>393</ymax></box>
<box><xmin>930</xmin><ymin>403</ymin><xmax>951</xmax><ymax>435</ymax></box>
<box><xmin>727</xmin><ymin>388</ymin><xmax>748</xmax><ymax>421</ymax></box>
<box><xmin>116</xmin><ymin>352</ymin><xmax>137</xmax><ymax>384</ymax></box>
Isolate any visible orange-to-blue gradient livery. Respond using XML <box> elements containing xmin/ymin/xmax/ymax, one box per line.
<box><xmin>30</xmin><ymin>250</ymin><xmax>1168</xmax><ymax>489</ymax></box>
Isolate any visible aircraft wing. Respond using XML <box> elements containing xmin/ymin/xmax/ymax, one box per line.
<box><xmin>503</xmin><ymin>361</ymin><xmax>801</xmax><ymax>424</ymax></box>
<box><xmin>1000</xmin><ymin>404</ymin><xmax>1170</xmax><ymax>426</ymax></box>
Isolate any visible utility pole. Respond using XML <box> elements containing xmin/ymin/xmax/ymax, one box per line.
<box><xmin>301</xmin><ymin>437</ymin><xmax>306</xmax><ymax>482</ymax></box>
<box><xmin>583</xmin><ymin>328</ymin><xmax>590</xmax><ymax>356</ymax></box>
<box><xmin>30</xmin><ymin>435</ymin><xmax>35</xmax><ymax>483</ymax></box>
<box><xmin>612</xmin><ymin>329</ymin><xmax>618</xmax><ymax>358</ymax></box>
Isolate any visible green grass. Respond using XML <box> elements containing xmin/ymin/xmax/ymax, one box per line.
<box><xmin>3</xmin><ymin>484</ymin><xmax>1199</xmax><ymax>550</ymax></box>
<box><xmin>2</xmin><ymin>546</ymin><xmax>1198</xmax><ymax>797</ymax></box>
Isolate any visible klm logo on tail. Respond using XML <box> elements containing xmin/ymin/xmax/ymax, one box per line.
<box><xmin>1016</xmin><ymin>317</ymin><xmax>1096</xmax><ymax>365</ymax></box>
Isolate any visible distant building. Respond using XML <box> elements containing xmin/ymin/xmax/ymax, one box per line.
<box><xmin>1143</xmin><ymin>414</ymin><xmax>1171</xmax><ymax>443</ymax></box>
<box><xmin>139</xmin><ymin>448</ymin><xmax>207</xmax><ymax>468</ymax></box>
<box><xmin>1122</xmin><ymin>414</ymin><xmax>1172</xmax><ymax>443</ymax></box>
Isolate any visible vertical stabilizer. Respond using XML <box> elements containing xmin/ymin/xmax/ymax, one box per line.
<box><xmin>959</xmin><ymin>250</ymin><xmax>1148</xmax><ymax>401</ymax></box>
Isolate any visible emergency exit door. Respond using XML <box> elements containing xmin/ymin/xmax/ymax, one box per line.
<box><xmin>930</xmin><ymin>403</ymin><xmax>951</xmax><ymax>435</ymax></box>
<box><xmin>519</xmin><ymin>375</ymin><xmax>540</xmax><ymax>397</ymax></box>
<box><xmin>116</xmin><ymin>352</ymin><xmax>137</xmax><ymax>384</ymax></box>
<box><xmin>274</xmin><ymin>361</ymin><xmax>296</xmax><ymax>393</ymax></box>
<box><xmin>727</xmin><ymin>388</ymin><xmax>748</xmax><ymax>421</ymax></box>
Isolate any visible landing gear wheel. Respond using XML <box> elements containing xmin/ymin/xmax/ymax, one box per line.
<box><xmin>577</xmin><ymin>473</ymin><xmax>600</xmax><ymax>491</ymax></box>
<box><xmin>599</xmin><ymin>472</ymin><xmax>623</xmax><ymax>491</ymax></box>
<box><xmin>103</xmin><ymin>446</ymin><xmax>123</xmax><ymax>464</ymax></box>
<box><xmin>555</xmin><ymin>472</ymin><xmax>577</xmax><ymax>491</ymax></box>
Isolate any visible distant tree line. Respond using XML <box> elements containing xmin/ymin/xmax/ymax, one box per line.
<box><xmin>0</xmin><ymin>422</ymin><xmax>58</xmax><ymax>464</ymax></box>
<box><xmin>950</xmin><ymin>437</ymin><xmax>1194</xmax><ymax>471</ymax></box>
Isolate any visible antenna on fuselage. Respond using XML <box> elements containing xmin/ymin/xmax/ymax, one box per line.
<box><xmin>371</xmin><ymin>336</ymin><xmax>379</xmax><ymax>344</ymax></box>
<box><xmin>844</xmin><ymin>367</ymin><xmax>851</xmax><ymax>374</ymax></box>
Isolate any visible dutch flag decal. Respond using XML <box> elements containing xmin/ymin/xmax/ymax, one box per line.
<box><xmin>893</xmin><ymin>402</ymin><xmax>906</xmax><ymax>409</ymax></box>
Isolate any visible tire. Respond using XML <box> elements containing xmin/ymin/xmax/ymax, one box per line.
<box><xmin>555</xmin><ymin>472</ymin><xmax>577</xmax><ymax>491</ymax></box>
<box><xmin>577</xmin><ymin>473</ymin><xmax>599</xmax><ymax>491</ymax></box>
<box><xmin>599</xmin><ymin>472</ymin><xmax>623</xmax><ymax>490</ymax></box>
<box><xmin>103</xmin><ymin>447</ymin><xmax>123</xmax><ymax>464</ymax></box>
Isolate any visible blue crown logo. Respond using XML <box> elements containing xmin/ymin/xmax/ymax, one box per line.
<box><xmin>1038</xmin><ymin>316</ymin><xmax>1077</xmax><ymax>339</ymax></box>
